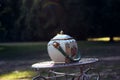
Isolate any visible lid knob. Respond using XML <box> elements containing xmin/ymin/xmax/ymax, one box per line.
<box><xmin>60</xmin><ymin>30</ymin><xmax>63</xmax><ymax>34</ymax></box>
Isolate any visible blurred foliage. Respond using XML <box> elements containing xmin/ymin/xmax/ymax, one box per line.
<box><xmin>0</xmin><ymin>0</ymin><xmax>120</xmax><ymax>42</ymax></box>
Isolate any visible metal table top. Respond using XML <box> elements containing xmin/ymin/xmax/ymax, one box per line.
<box><xmin>32</xmin><ymin>58</ymin><xmax>98</xmax><ymax>69</ymax></box>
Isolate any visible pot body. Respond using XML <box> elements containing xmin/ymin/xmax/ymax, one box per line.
<box><xmin>47</xmin><ymin>34</ymin><xmax>78</xmax><ymax>63</ymax></box>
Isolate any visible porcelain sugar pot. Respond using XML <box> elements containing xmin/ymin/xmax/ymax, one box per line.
<box><xmin>47</xmin><ymin>31</ymin><xmax>81</xmax><ymax>63</ymax></box>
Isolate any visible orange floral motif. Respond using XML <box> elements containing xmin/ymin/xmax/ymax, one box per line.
<box><xmin>53</xmin><ymin>42</ymin><xmax>60</xmax><ymax>48</ymax></box>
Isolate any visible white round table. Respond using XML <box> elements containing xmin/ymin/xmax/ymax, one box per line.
<box><xmin>32</xmin><ymin>58</ymin><xmax>98</xmax><ymax>69</ymax></box>
<box><xmin>32</xmin><ymin>58</ymin><xmax>99</xmax><ymax>80</ymax></box>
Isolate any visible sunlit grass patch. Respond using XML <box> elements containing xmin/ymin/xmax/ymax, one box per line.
<box><xmin>0</xmin><ymin>70</ymin><xmax>35</xmax><ymax>80</ymax></box>
<box><xmin>88</xmin><ymin>37</ymin><xmax>120</xmax><ymax>42</ymax></box>
<box><xmin>113</xmin><ymin>37</ymin><xmax>120</xmax><ymax>41</ymax></box>
<box><xmin>88</xmin><ymin>37</ymin><xmax>110</xmax><ymax>41</ymax></box>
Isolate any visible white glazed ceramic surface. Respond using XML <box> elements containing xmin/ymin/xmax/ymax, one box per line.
<box><xmin>47</xmin><ymin>33</ymin><xmax>78</xmax><ymax>63</ymax></box>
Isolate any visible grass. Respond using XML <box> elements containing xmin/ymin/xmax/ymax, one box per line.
<box><xmin>97</xmin><ymin>61</ymin><xmax>120</xmax><ymax>80</ymax></box>
<box><xmin>0</xmin><ymin>41</ymin><xmax>120</xmax><ymax>60</ymax></box>
<box><xmin>0</xmin><ymin>70</ymin><xmax>35</xmax><ymax>80</ymax></box>
<box><xmin>0</xmin><ymin>41</ymin><xmax>120</xmax><ymax>80</ymax></box>
<box><xmin>88</xmin><ymin>37</ymin><xmax>120</xmax><ymax>42</ymax></box>
<box><xmin>0</xmin><ymin>42</ymin><xmax>48</xmax><ymax>80</ymax></box>
<box><xmin>78</xmin><ymin>41</ymin><xmax>120</xmax><ymax>57</ymax></box>
<box><xmin>0</xmin><ymin>42</ymin><xmax>48</xmax><ymax>60</ymax></box>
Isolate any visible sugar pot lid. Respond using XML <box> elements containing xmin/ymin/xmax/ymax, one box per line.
<box><xmin>52</xmin><ymin>31</ymin><xmax>73</xmax><ymax>40</ymax></box>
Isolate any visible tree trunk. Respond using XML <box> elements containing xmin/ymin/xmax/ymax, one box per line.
<box><xmin>109</xmin><ymin>36</ymin><xmax>114</xmax><ymax>42</ymax></box>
